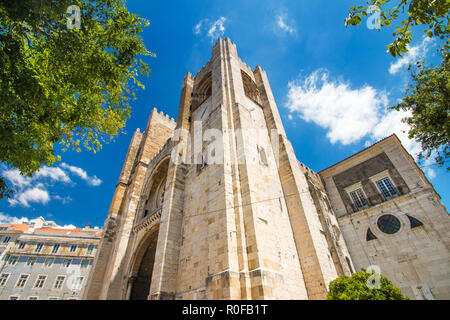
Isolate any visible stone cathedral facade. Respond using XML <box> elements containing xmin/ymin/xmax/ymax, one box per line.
<box><xmin>84</xmin><ymin>38</ymin><xmax>450</xmax><ymax>300</ymax></box>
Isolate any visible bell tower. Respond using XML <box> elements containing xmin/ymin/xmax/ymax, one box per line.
<box><xmin>84</xmin><ymin>38</ymin><xmax>353</xmax><ymax>300</ymax></box>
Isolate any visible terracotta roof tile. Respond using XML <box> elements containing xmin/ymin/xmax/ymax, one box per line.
<box><xmin>2</xmin><ymin>224</ymin><xmax>29</xmax><ymax>231</ymax></box>
<box><xmin>36</xmin><ymin>227</ymin><xmax>83</xmax><ymax>232</ymax></box>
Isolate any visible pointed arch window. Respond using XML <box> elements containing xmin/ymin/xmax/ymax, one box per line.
<box><xmin>241</xmin><ymin>70</ymin><xmax>262</xmax><ymax>105</ymax></box>
<box><xmin>191</xmin><ymin>72</ymin><xmax>212</xmax><ymax>111</ymax></box>
<box><xmin>407</xmin><ymin>215</ymin><xmax>424</xmax><ymax>229</ymax></box>
<box><xmin>366</xmin><ymin>228</ymin><xmax>377</xmax><ymax>241</ymax></box>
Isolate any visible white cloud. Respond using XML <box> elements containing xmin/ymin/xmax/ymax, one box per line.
<box><xmin>370</xmin><ymin>108</ymin><xmax>421</xmax><ymax>156</ymax></box>
<box><xmin>286</xmin><ymin>69</ymin><xmax>387</xmax><ymax>145</ymax></box>
<box><xmin>2</xmin><ymin>169</ymin><xmax>31</xmax><ymax>189</ymax></box>
<box><xmin>55</xmin><ymin>224</ymin><xmax>78</xmax><ymax>230</ymax></box>
<box><xmin>8</xmin><ymin>186</ymin><xmax>50</xmax><ymax>207</ymax></box>
<box><xmin>2</xmin><ymin>163</ymin><xmax>101</xmax><ymax>208</ymax></box>
<box><xmin>3</xmin><ymin>167</ymin><xmax>71</xmax><ymax>187</ymax></box>
<box><xmin>0</xmin><ymin>212</ymin><xmax>28</xmax><ymax>224</ymax></box>
<box><xmin>389</xmin><ymin>37</ymin><xmax>433</xmax><ymax>75</ymax></box>
<box><xmin>207</xmin><ymin>17</ymin><xmax>227</xmax><ymax>41</ymax></box>
<box><xmin>194</xmin><ymin>17</ymin><xmax>227</xmax><ymax>41</ymax></box>
<box><xmin>194</xmin><ymin>20</ymin><xmax>203</xmax><ymax>35</ymax></box>
<box><xmin>54</xmin><ymin>195</ymin><xmax>73</xmax><ymax>205</ymax></box>
<box><xmin>34</xmin><ymin>166</ymin><xmax>71</xmax><ymax>183</ymax></box>
<box><xmin>422</xmin><ymin>158</ymin><xmax>437</xmax><ymax>179</ymax></box>
<box><xmin>285</xmin><ymin>69</ymin><xmax>427</xmax><ymax>165</ymax></box>
<box><xmin>60</xmin><ymin>163</ymin><xmax>102</xmax><ymax>186</ymax></box>
<box><xmin>276</xmin><ymin>15</ymin><xmax>296</xmax><ymax>35</ymax></box>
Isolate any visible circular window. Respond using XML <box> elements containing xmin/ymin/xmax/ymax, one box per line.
<box><xmin>377</xmin><ymin>214</ymin><xmax>401</xmax><ymax>234</ymax></box>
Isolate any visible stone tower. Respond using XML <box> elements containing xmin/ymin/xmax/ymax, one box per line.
<box><xmin>84</xmin><ymin>38</ymin><xmax>353</xmax><ymax>300</ymax></box>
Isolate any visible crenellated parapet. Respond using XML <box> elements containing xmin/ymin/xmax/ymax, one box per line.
<box><xmin>193</xmin><ymin>60</ymin><xmax>212</xmax><ymax>84</ymax></box>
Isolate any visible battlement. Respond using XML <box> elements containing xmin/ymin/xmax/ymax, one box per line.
<box><xmin>298</xmin><ymin>161</ymin><xmax>321</xmax><ymax>179</ymax></box>
<box><xmin>193</xmin><ymin>59</ymin><xmax>212</xmax><ymax>85</ymax></box>
<box><xmin>148</xmin><ymin>107</ymin><xmax>177</xmax><ymax>129</ymax></box>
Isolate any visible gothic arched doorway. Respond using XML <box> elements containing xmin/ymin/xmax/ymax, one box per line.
<box><xmin>128</xmin><ymin>228</ymin><xmax>159</xmax><ymax>300</ymax></box>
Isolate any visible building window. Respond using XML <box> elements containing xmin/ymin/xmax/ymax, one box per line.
<box><xmin>0</xmin><ymin>273</ymin><xmax>10</xmax><ymax>287</ymax></box>
<box><xmin>52</xmin><ymin>244</ymin><xmax>60</xmax><ymax>254</ymax></box>
<box><xmin>72</xmin><ymin>277</ymin><xmax>84</xmax><ymax>290</ymax></box>
<box><xmin>2</xmin><ymin>236</ymin><xmax>11</xmax><ymax>243</ymax></box>
<box><xmin>81</xmin><ymin>259</ymin><xmax>89</xmax><ymax>269</ymax></box>
<box><xmin>48</xmin><ymin>297</ymin><xmax>59</xmax><ymax>300</ymax></box>
<box><xmin>34</xmin><ymin>275</ymin><xmax>47</xmax><ymax>289</ymax></box>
<box><xmin>0</xmin><ymin>227</ymin><xmax>8</xmax><ymax>231</ymax></box>
<box><xmin>16</xmin><ymin>274</ymin><xmax>29</xmax><ymax>288</ymax></box>
<box><xmin>27</xmin><ymin>257</ymin><xmax>37</xmax><ymax>266</ymax></box>
<box><xmin>28</xmin><ymin>296</ymin><xmax>38</xmax><ymax>300</ymax></box>
<box><xmin>349</xmin><ymin>188</ymin><xmax>368</xmax><ymax>210</ymax></box>
<box><xmin>54</xmin><ymin>276</ymin><xmax>66</xmax><ymax>289</ymax></box>
<box><xmin>366</xmin><ymin>228</ymin><xmax>378</xmax><ymax>241</ymax></box>
<box><xmin>376</xmin><ymin>177</ymin><xmax>398</xmax><ymax>200</ymax></box>
<box><xmin>69</xmin><ymin>245</ymin><xmax>77</xmax><ymax>252</ymax></box>
<box><xmin>377</xmin><ymin>214</ymin><xmax>401</xmax><ymax>234</ymax></box>
<box><xmin>44</xmin><ymin>258</ymin><xmax>54</xmax><ymax>267</ymax></box>
<box><xmin>9</xmin><ymin>296</ymin><xmax>20</xmax><ymax>300</ymax></box>
<box><xmin>8</xmin><ymin>256</ymin><xmax>18</xmax><ymax>265</ymax></box>
<box><xmin>18</xmin><ymin>242</ymin><xmax>26</xmax><ymax>249</ymax></box>
<box><xmin>35</xmin><ymin>243</ymin><xmax>44</xmax><ymax>253</ymax></box>
<box><xmin>407</xmin><ymin>215</ymin><xmax>424</xmax><ymax>229</ymax></box>
<box><xmin>62</xmin><ymin>259</ymin><xmax>71</xmax><ymax>268</ymax></box>
<box><xmin>345</xmin><ymin>257</ymin><xmax>354</xmax><ymax>274</ymax></box>
<box><xmin>87</xmin><ymin>245</ymin><xmax>95</xmax><ymax>256</ymax></box>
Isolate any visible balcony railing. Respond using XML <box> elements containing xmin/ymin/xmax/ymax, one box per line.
<box><xmin>379</xmin><ymin>186</ymin><xmax>401</xmax><ymax>202</ymax></box>
<box><xmin>350</xmin><ymin>186</ymin><xmax>403</xmax><ymax>213</ymax></box>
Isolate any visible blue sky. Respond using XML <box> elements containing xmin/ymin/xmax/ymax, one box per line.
<box><xmin>0</xmin><ymin>0</ymin><xmax>448</xmax><ymax>228</ymax></box>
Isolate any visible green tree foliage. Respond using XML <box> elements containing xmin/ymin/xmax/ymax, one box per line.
<box><xmin>345</xmin><ymin>0</ymin><xmax>449</xmax><ymax>57</ymax></box>
<box><xmin>345</xmin><ymin>0</ymin><xmax>449</xmax><ymax>169</ymax></box>
<box><xmin>0</xmin><ymin>0</ymin><xmax>152</xmax><ymax>199</ymax></box>
<box><xmin>327</xmin><ymin>269</ymin><xmax>409</xmax><ymax>300</ymax></box>
<box><xmin>391</xmin><ymin>46</ymin><xmax>449</xmax><ymax>169</ymax></box>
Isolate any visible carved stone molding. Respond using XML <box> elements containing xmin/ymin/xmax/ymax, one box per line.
<box><xmin>104</xmin><ymin>214</ymin><xmax>119</xmax><ymax>242</ymax></box>
<box><xmin>133</xmin><ymin>209</ymin><xmax>162</xmax><ymax>234</ymax></box>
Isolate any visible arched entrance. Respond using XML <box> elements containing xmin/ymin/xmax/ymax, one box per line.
<box><xmin>129</xmin><ymin>228</ymin><xmax>159</xmax><ymax>300</ymax></box>
<box><xmin>128</xmin><ymin>157</ymin><xmax>169</xmax><ymax>300</ymax></box>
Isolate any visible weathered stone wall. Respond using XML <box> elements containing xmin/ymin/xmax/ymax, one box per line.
<box><xmin>332</xmin><ymin>152</ymin><xmax>410</xmax><ymax>215</ymax></box>
<box><xmin>320</xmin><ymin>136</ymin><xmax>450</xmax><ymax>299</ymax></box>
<box><xmin>300</xmin><ymin>163</ymin><xmax>355</xmax><ymax>278</ymax></box>
<box><xmin>85</xmin><ymin>38</ymin><xmax>358</xmax><ymax>300</ymax></box>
